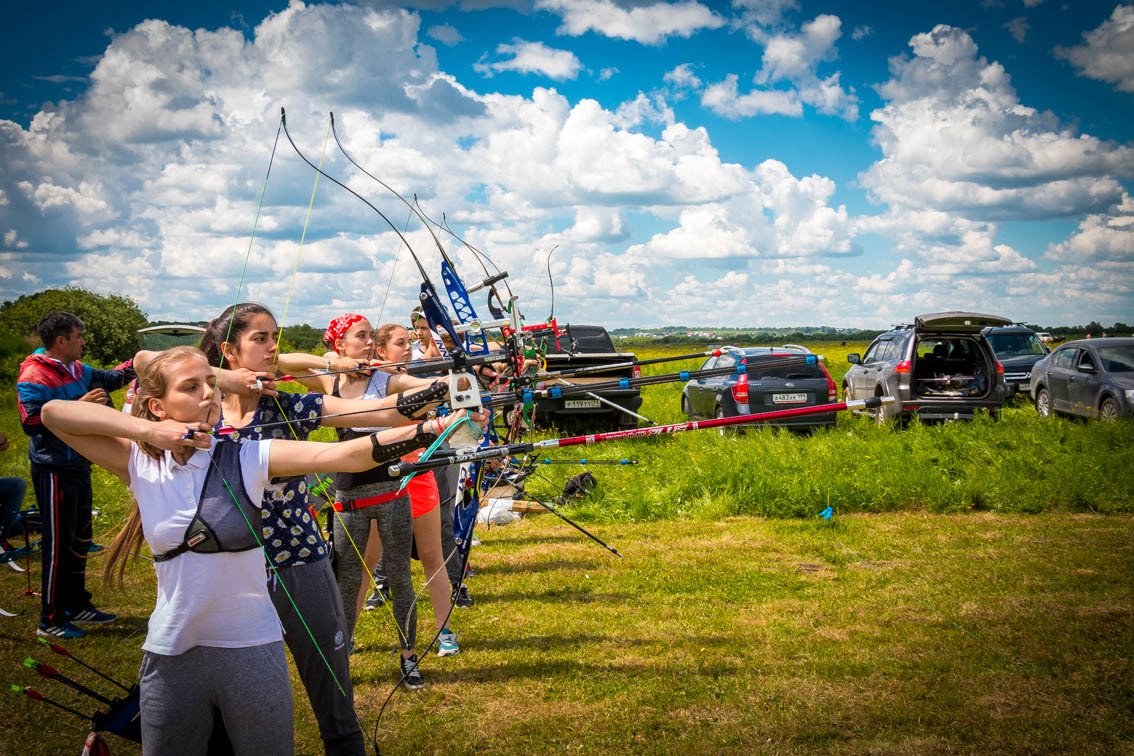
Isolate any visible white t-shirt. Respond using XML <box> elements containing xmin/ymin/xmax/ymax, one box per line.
<box><xmin>128</xmin><ymin>439</ymin><xmax>280</xmax><ymax>656</ymax></box>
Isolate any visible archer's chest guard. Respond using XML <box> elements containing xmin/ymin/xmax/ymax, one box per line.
<box><xmin>153</xmin><ymin>440</ymin><xmax>261</xmax><ymax>563</ymax></box>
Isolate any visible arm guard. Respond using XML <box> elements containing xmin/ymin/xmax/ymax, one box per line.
<box><xmin>394</xmin><ymin>380</ymin><xmax>448</xmax><ymax>419</ymax></box>
<box><xmin>369</xmin><ymin>422</ymin><xmax>440</xmax><ymax>463</ymax></box>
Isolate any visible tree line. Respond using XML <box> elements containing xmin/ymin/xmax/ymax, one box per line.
<box><xmin>1</xmin><ymin>288</ymin><xmax>1128</xmax><ymax>385</ymax></box>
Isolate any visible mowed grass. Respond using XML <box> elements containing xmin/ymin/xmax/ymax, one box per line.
<box><xmin>3</xmin><ymin>514</ymin><xmax>1131</xmax><ymax>754</ymax></box>
<box><xmin>0</xmin><ymin>341</ymin><xmax>1131</xmax><ymax>754</ymax></box>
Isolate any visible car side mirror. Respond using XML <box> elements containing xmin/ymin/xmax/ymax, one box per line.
<box><xmin>1078</xmin><ymin>363</ymin><xmax>1097</xmax><ymax>374</ymax></box>
<box><xmin>847</xmin><ymin>353</ymin><xmax>861</xmax><ymax>364</ymax></box>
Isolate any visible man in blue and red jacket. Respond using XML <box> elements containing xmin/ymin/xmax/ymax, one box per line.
<box><xmin>17</xmin><ymin>311</ymin><xmax>135</xmax><ymax>639</ymax></box>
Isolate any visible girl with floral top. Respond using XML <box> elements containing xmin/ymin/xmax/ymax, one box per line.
<box><xmin>198</xmin><ymin>303</ymin><xmax>455</xmax><ymax>754</ymax></box>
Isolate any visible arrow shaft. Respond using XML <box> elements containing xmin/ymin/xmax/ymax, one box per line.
<box><xmin>389</xmin><ymin>398</ymin><xmax>890</xmax><ymax>475</ymax></box>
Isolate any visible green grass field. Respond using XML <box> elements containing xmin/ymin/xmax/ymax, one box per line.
<box><xmin>1</xmin><ymin>341</ymin><xmax>1131</xmax><ymax>754</ymax></box>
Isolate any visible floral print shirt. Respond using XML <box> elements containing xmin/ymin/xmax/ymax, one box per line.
<box><xmin>223</xmin><ymin>391</ymin><xmax>327</xmax><ymax>568</ymax></box>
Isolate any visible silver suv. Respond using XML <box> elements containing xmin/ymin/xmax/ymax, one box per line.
<box><xmin>843</xmin><ymin>312</ymin><xmax>1011</xmax><ymax>425</ymax></box>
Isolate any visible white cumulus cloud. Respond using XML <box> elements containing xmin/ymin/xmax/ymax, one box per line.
<box><xmin>1055</xmin><ymin>4</ymin><xmax>1134</xmax><ymax>94</ymax></box>
<box><xmin>709</xmin><ymin>13</ymin><xmax>858</xmax><ymax>121</ymax></box>
<box><xmin>474</xmin><ymin>39</ymin><xmax>583</xmax><ymax>80</ymax></box>
<box><xmin>861</xmin><ymin>24</ymin><xmax>1134</xmax><ymax>221</ymax></box>
<box><xmin>1045</xmin><ymin>193</ymin><xmax>1134</xmax><ymax>264</ymax></box>
<box><xmin>537</xmin><ymin>0</ymin><xmax>725</xmax><ymax>45</ymax></box>
<box><xmin>701</xmin><ymin>74</ymin><xmax>802</xmax><ymax>118</ymax></box>
<box><xmin>427</xmin><ymin>23</ymin><xmax>465</xmax><ymax>46</ymax></box>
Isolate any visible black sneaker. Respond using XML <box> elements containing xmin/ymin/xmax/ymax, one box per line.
<box><xmin>364</xmin><ymin>584</ymin><xmax>389</xmax><ymax>611</ymax></box>
<box><xmin>453</xmin><ymin>583</ymin><xmax>473</xmax><ymax>608</ymax></box>
<box><xmin>67</xmin><ymin>607</ymin><xmax>117</xmax><ymax>624</ymax></box>
<box><xmin>400</xmin><ymin>654</ymin><xmax>425</xmax><ymax>690</ymax></box>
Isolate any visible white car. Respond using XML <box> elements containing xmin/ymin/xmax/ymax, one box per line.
<box><xmin>1038</xmin><ymin>332</ymin><xmax>1054</xmax><ymax>343</ymax></box>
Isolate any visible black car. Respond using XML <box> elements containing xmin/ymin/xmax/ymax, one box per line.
<box><xmin>844</xmin><ymin>312</ymin><xmax>1010</xmax><ymax>425</ymax></box>
<box><xmin>530</xmin><ymin>324</ymin><xmax>643</xmax><ymax>430</ymax></box>
<box><xmin>1029</xmin><ymin>337</ymin><xmax>1134</xmax><ymax>421</ymax></box>
<box><xmin>681</xmin><ymin>345</ymin><xmax>838</xmax><ymax>431</ymax></box>
<box><xmin>981</xmin><ymin>325</ymin><xmax>1049</xmax><ymax>398</ymax></box>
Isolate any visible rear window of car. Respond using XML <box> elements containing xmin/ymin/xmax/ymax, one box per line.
<box><xmin>743</xmin><ymin>355</ymin><xmax>821</xmax><ymax>379</ymax></box>
<box><xmin>916</xmin><ymin>338</ymin><xmax>976</xmax><ymax>360</ymax></box>
<box><xmin>538</xmin><ymin>325</ymin><xmax>615</xmax><ymax>354</ymax></box>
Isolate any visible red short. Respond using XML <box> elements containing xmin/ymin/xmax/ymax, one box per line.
<box><xmin>406</xmin><ymin>473</ymin><xmax>439</xmax><ymax>518</ymax></box>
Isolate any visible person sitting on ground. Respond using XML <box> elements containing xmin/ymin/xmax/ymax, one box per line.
<box><xmin>0</xmin><ymin>431</ymin><xmax>30</xmax><ymax>571</ymax></box>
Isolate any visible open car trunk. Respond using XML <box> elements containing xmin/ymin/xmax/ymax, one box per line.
<box><xmin>911</xmin><ymin>336</ymin><xmax>994</xmax><ymax>398</ymax></box>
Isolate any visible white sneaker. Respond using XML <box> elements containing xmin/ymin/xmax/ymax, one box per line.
<box><xmin>438</xmin><ymin>629</ymin><xmax>459</xmax><ymax>657</ymax></box>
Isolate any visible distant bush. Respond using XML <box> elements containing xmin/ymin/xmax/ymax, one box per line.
<box><xmin>0</xmin><ymin>288</ymin><xmax>148</xmax><ymax>366</ymax></box>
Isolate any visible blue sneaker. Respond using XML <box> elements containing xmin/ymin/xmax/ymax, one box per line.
<box><xmin>68</xmin><ymin>607</ymin><xmax>117</xmax><ymax>624</ymax></box>
<box><xmin>87</xmin><ymin>543</ymin><xmax>105</xmax><ymax>553</ymax></box>
<box><xmin>437</xmin><ymin>629</ymin><xmax>459</xmax><ymax>657</ymax></box>
<box><xmin>37</xmin><ymin>622</ymin><xmax>87</xmax><ymax>640</ymax></box>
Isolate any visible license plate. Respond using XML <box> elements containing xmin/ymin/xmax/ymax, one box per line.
<box><xmin>564</xmin><ymin>399</ymin><xmax>601</xmax><ymax>409</ymax></box>
<box><xmin>772</xmin><ymin>393</ymin><xmax>807</xmax><ymax>404</ymax></box>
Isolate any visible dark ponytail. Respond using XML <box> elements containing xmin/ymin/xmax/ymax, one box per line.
<box><xmin>199</xmin><ymin>302</ymin><xmax>275</xmax><ymax>368</ymax></box>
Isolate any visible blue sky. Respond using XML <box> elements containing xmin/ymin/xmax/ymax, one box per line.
<box><xmin>2</xmin><ymin>0</ymin><xmax>1132</xmax><ymax>329</ymax></box>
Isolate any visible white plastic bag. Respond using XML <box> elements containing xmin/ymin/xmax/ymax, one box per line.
<box><xmin>477</xmin><ymin>498</ymin><xmax>521</xmax><ymax>526</ymax></box>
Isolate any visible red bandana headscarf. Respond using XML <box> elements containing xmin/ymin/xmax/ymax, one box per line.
<box><xmin>324</xmin><ymin>313</ymin><xmax>367</xmax><ymax>349</ymax></box>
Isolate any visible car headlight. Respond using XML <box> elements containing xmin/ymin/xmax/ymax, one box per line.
<box><xmin>1126</xmin><ymin>390</ymin><xmax>1134</xmax><ymax>403</ymax></box>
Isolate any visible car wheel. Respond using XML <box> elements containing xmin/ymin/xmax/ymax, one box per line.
<box><xmin>681</xmin><ymin>395</ymin><xmax>691</xmax><ymax>418</ymax></box>
<box><xmin>715</xmin><ymin>406</ymin><xmax>730</xmax><ymax>436</ymax></box>
<box><xmin>1099</xmin><ymin>397</ymin><xmax>1120</xmax><ymax>423</ymax></box>
<box><xmin>842</xmin><ymin>383</ymin><xmax>852</xmax><ymax>401</ymax></box>
<box><xmin>873</xmin><ymin>392</ymin><xmax>888</xmax><ymax>427</ymax></box>
<box><xmin>1034</xmin><ymin>387</ymin><xmax>1052</xmax><ymax>418</ymax></box>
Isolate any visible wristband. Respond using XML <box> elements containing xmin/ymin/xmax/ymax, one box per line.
<box><xmin>369</xmin><ymin>422</ymin><xmax>440</xmax><ymax>463</ymax></box>
<box><xmin>394</xmin><ymin>380</ymin><xmax>448</xmax><ymax>419</ymax></box>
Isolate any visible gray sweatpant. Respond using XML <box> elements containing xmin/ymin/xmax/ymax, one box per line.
<box><xmin>139</xmin><ymin>642</ymin><xmax>293</xmax><ymax>756</ymax></box>
<box><xmin>332</xmin><ymin>487</ymin><xmax>416</xmax><ymax>649</ymax></box>
<box><xmin>270</xmin><ymin>558</ymin><xmax>364</xmax><ymax>756</ymax></box>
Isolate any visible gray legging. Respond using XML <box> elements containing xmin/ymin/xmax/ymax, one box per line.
<box><xmin>374</xmin><ymin>463</ymin><xmax>463</xmax><ymax>588</ymax></box>
<box><xmin>332</xmin><ymin>482</ymin><xmax>416</xmax><ymax>649</ymax></box>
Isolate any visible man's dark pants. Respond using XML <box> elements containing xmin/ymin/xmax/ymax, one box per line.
<box><xmin>31</xmin><ymin>464</ymin><xmax>93</xmax><ymax>625</ymax></box>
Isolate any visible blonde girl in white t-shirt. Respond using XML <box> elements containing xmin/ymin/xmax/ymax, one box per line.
<box><xmin>41</xmin><ymin>346</ymin><xmax>478</xmax><ymax>756</ymax></box>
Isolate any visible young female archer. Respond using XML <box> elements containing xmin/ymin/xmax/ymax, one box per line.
<box><xmin>197</xmin><ymin>302</ymin><xmax>460</xmax><ymax>751</ymax></box>
<box><xmin>292</xmin><ymin>315</ymin><xmax>464</xmax><ymax>686</ymax></box>
<box><xmin>40</xmin><ymin>346</ymin><xmax>474</xmax><ymax>755</ymax></box>
<box><xmin>371</xmin><ymin>322</ymin><xmax>472</xmax><ymax>629</ymax></box>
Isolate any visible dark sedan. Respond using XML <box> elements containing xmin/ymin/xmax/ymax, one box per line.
<box><xmin>681</xmin><ymin>346</ymin><xmax>838</xmax><ymax>431</ymax></box>
<box><xmin>1029</xmin><ymin>337</ymin><xmax>1134</xmax><ymax>421</ymax></box>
